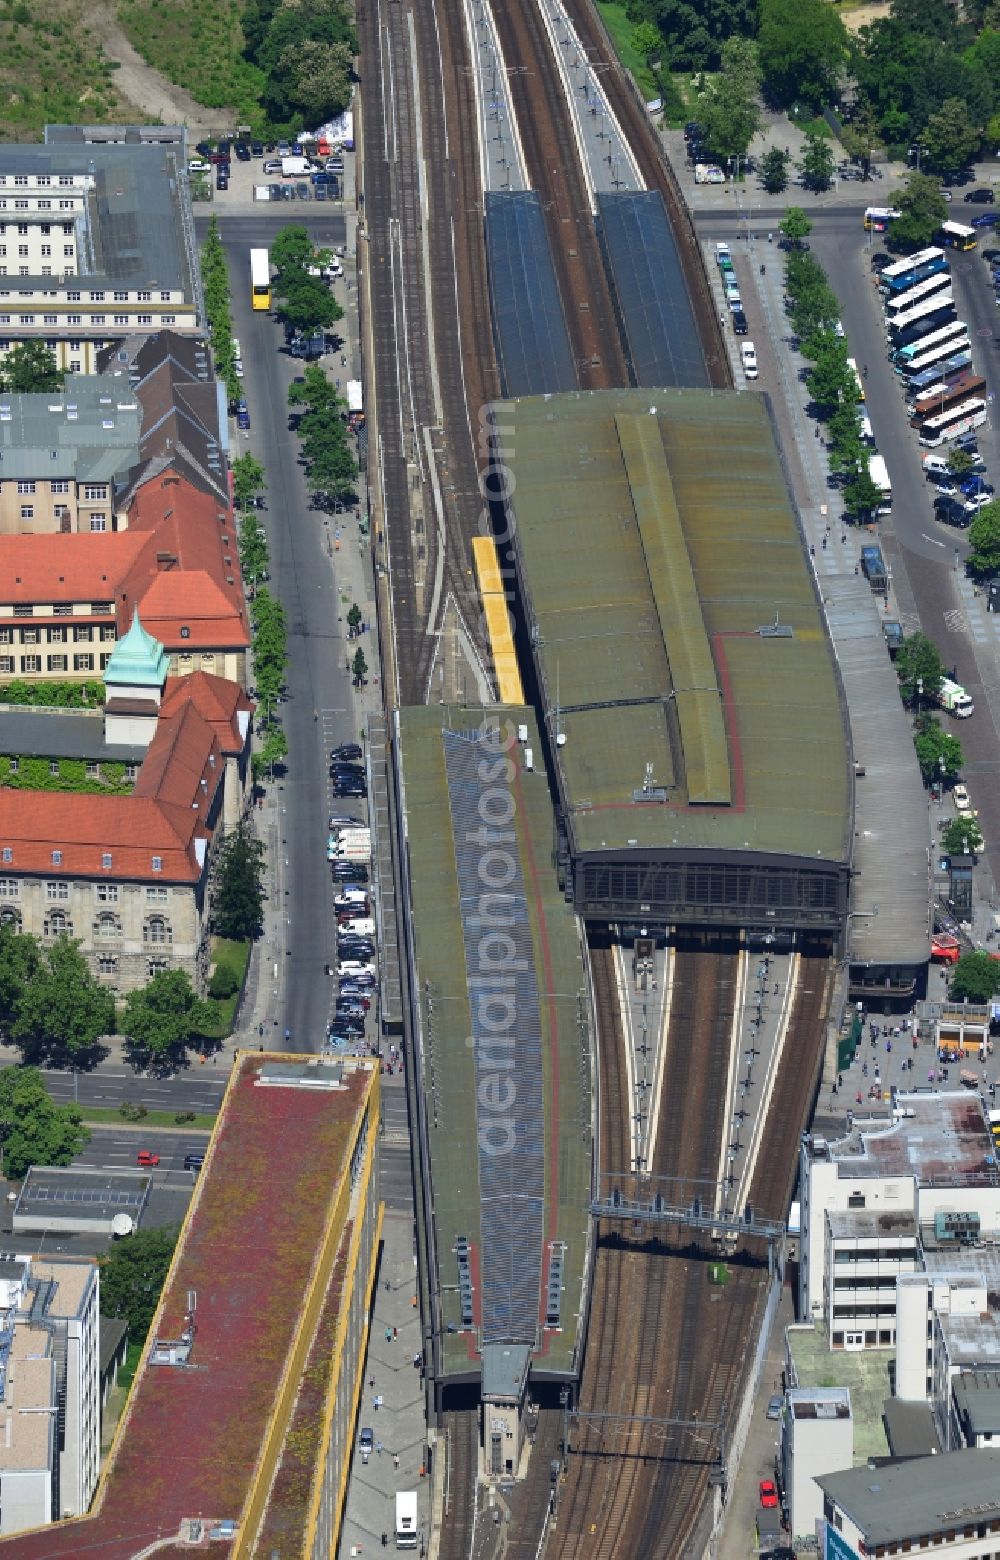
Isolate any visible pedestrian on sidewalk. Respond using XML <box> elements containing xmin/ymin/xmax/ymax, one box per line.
<box><xmin>393</xmin><ymin>1326</ymin><xmax>398</xmax><ymax>1341</ymax></box>
<box><xmin>394</xmin><ymin>1453</ymin><xmax>400</xmax><ymax>1470</ymax></box>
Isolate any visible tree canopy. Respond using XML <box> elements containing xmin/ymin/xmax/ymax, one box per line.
<box><xmin>942</xmin><ymin>815</ymin><xmax>984</xmax><ymax>856</ymax></box>
<box><xmin>696</xmin><ymin>37</ymin><xmax>762</xmax><ymax>161</ymax></box>
<box><xmin>950</xmin><ymin>951</ymin><xmax>1000</xmax><ymax>1004</ymax></box>
<box><xmin>0</xmin><ymin>1065</ymin><xmax>89</xmax><ymax>1181</ymax></box>
<box><xmin>10</xmin><ymin>937</ymin><xmax>115</xmax><ymax>1064</ymax></box>
<box><xmin>212</xmin><ymin>822</ymin><xmax>267</xmax><ymax>942</ymax></box>
<box><xmin>967</xmin><ymin>500</ymin><xmax>1000</xmax><ymax>578</ymax></box>
<box><xmin>0</xmin><ymin>342</ymin><xmax>65</xmax><ymax>394</ymax></box>
<box><xmin>913</xmin><ymin>714</ymin><xmax>963</xmax><ymax>786</ymax></box>
<box><xmin>99</xmin><ymin>1226</ymin><xmax>179</xmax><ymax>1343</ymax></box>
<box><xmin>798</xmin><ymin>129</ymin><xmax>836</xmax><ymax>192</ymax></box>
<box><xmin>895</xmin><ymin>631</ymin><xmax>945</xmax><ymax>707</ymax></box>
<box><xmin>889</xmin><ymin>171</ymin><xmax>950</xmax><ymax>252</ymax></box>
<box><xmin>122</xmin><ymin>970</ymin><xmax>214</xmax><ymax>1064</ymax></box>
<box><xmin>757</xmin><ymin>0</ymin><xmax>848</xmax><ymax>112</ymax></box>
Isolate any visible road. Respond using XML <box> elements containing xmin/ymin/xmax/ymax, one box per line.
<box><xmin>42</xmin><ymin>1061</ymin><xmax>226</xmax><ymax>1116</ymax></box>
<box><xmin>198</xmin><ymin>215</ymin><xmax>357</xmax><ymax>1053</ymax></box>
<box><xmin>704</xmin><ymin>202</ymin><xmax>1000</xmax><ymax>901</ymax></box>
<box><xmin>76</xmin><ymin>1125</ymin><xmax>211</xmax><ymax>1174</ymax></box>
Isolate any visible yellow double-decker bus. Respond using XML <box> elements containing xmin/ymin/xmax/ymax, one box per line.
<box><xmin>250</xmin><ymin>247</ymin><xmax>271</xmax><ymax>311</ymax></box>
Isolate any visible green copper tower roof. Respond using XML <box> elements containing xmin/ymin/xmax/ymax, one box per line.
<box><xmin>103</xmin><ymin>609</ymin><xmax>168</xmax><ymax>691</ymax></box>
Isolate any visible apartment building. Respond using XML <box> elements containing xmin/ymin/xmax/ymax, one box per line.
<box><xmin>0</xmin><ymin>378</ymin><xmax>139</xmax><ymax>534</ymax></box>
<box><xmin>0</xmin><ymin>1254</ymin><xmax>100</xmax><ymax>1535</ymax></box>
<box><xmin>0</xmin><ymin>141</ymin><xmax>199</xmax><ymax>374</ymax></box>
<box><xmin>0</xmin><ymin>614</ymin><xmax>251</xmax><ymax>989</ymax></box>
<box><xmin>0</xmin><ymin>475</ymin><xmax>248</xmax><ymax>687</ymax></box>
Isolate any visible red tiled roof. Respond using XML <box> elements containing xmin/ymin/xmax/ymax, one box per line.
<box><xmin>121</xmin><ymin>477</ymin><xmax>249</xmax><ymax>651</ymax></box>
<box><xmin>0</xmin><ymin>692</ymin><xmax>227</xmax><ymax>884</ymax></box>
<box><xmin>0</xmin><ymin>533</ymin><xmax>146</xmax><ymax>605</ymax></box>
<box><xmin>160</xmin><ymin>671</ymin><xmax>252</xmax><ymax>755</ymax></box>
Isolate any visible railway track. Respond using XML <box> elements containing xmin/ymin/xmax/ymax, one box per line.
<box><xmin>560</xmin><ymin>0</ymin><xmax>730</xmax><ymax>390</ymax></box>
<box><xmin>439</xmin><ymin>1409</ymin><xmax>478</xmax><ymax>1560</ymax></box>
<box><xmin>555</xmin><ymin>941</ymin><xmax>742</xmax><ymax>1558</ymax></box>
<box><xmin>489</xmin><ymin>0</ymin><xmax>627</xmax><ymax>389</ymax></box>
<box><xmin>360</xmin><ymin>0</ymin><xmax>491</xmax><ymax>705</ymax></box>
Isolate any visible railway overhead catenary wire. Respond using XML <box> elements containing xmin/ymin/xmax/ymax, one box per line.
<box><xmin>488</xmin><ymin>0</ymin><xmax>628</xmax><ymax>389</ymax></box>
<box><xmin>359</xmin><ymin>0</ymin><xmax>492</xmax><ymax>705</ymax></box>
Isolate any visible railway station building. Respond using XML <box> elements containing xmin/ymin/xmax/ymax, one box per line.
<box><xmin>394</xmin><ymin>705</ymin><xmax>593</xmax><ymax>1468</ymax></box>
<box><xmin>487</xmin><ymin>388</ymin><xmax>854</xmax><ymax>950</ymax></box>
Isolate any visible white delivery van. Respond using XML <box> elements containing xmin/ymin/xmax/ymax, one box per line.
<box><xmin>281</xmin><ymin>155</ymin><xmax>313</xmax><ymax>176</ymax></box>
<box><xmin>395</xmin><ymin>1491</ymin><xmax>418</xmax><ymax>1549</ymax></box>
<box><xmin>338</xmin><ymin>917</ymin><xmax>375</xmax><ymax>938</ymax></box>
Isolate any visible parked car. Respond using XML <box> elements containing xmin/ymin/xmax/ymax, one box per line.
<box><xmin>766</xmin><ymin>1394</ymin><xmax>783</xmax><ymax>1420</ymax></box>
<box><xmin>234</xmin><ymin>141</ymin><xmax>251</xmax><ymax>161</ymax></box>
<box><xmin>331</xmin><ymin>743</ymin><xmax>363</xmax><ymax>762</ymax></box>
<box><xmin>954</xmin><ymin>783</ymin><xmax>974</xmax><ymax>814</ymax></box>
<box><xmin>263</xmin><ymin>159</ymin><xmax>283</xmax><ymax>174</ymax></box>
<box><xmin>277</xmin><ymin>140</ymin><xmax>291</xmax><ymax>157</ymax></box>
<box><xmin>251</xmin><ymin>140</ymin><xmax>265</xmax><ymax>157</ymax></box>
<box><xmin>934</xmin><ymin>493</ymin><xmax>973</xmax><ymax>527</ymax></box>
<box><xmin>330</xmin><ymin>812</ymin><xmax>364</xmax><ymax>827</ymax></box>
<box><xmin>216</xmin><ymin>170</ymin><xmax>229</xmax><ymax>191</ymax></box>
<box><xmin>964</xmin><ymin>187</ymin><xmax>996</xmax><ymax>204</ymax></box>
<box><xmin>732</xmin><ymin>310</ymin><xmax>748</xmax><ymax>335</ymax></box>
<box><xmin>137</xmin><ymin>1149</ymin><xmax>160</xmax><ymax>1167</ymax></box>
<box><xmin>759</xmin><ymin>1479</ymin><xmax>779</xmax><ymax>1510</ymax></box>
<box><xmin>184</xmin><ymin>1153</ymin><xmax>205</xmax><ymax>1171</ymax></box>
<box><xmin>971</xmin><ymin>211</ymin><xmax>999</xmax><ymax>228</ymax></box>
<box><xmin>740</xmin><ymin>341</ymin><xmax>759</xmax><ymax>380</ymax></box>
<box><xmin>983</xmin><ymin>248</ymin><xmax>1000</xmax><ymax>263</ymax></box>
<box><xmin>296</xmin><ymin>181</ymin><xmax>310</xmax><ymax>200</ymax></box>
<box><xmin>207</xmin><ymin>150</ymin><xmax>230</xmax><ymax>167</ymax></box>
<box><xmin>333</xmin><ymin>780</ymin><xmax>367</xmax><ymax>798</ymax></box>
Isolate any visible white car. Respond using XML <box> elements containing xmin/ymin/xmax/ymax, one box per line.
<box><xmin>741</xmin><ymin>341</ymin><xmax>759</xmax><ymax>380</ymax></box>
<box><xmin>187</xmin><ymin>159</ymin><xmax>211</xmax><ymax>174</ymax></box>
<box><xmin>954</xmin><ymin>784</ymin><xmax>974</xmax><ymax>815</ymax></box>
<box><xmin>715</xmin><ymin>241</ymin><xmax>732</xmax><ymax>266</ymax></box>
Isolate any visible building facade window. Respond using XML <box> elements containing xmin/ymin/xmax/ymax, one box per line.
<box><xmin>44</xmin><ymin>910</ymin><xmax>71</xmax><ymax>937</ymax></box>
<box><xmin>50</xmin><ymin>480</ymin><xmax>69</xmax><ymax>494</ymax></box>
<box><xmin>147</xmin><ymin>957</ymin><xmax>169</xmax><ymax>977</ymax></box>
<box><xmin>83</xmin><ymin>485</ymin><xmax>107</xmax><ymax>501</ymax></box>
<box><xmin>0</xmin><ymin>906</ymin><xmax>20</xmax><ymax>928</ymax></box>
<box><xmin>47</xmin><ymin>626</ymin><xmax>67</xmax><ymax>643</ymax></box>
<box><xmin>97</xmin><ymin>955</ymin><xmax>118</xmax><ymax>977</ymax></box>
<box><xmin>144</xmin><ymin>916</ymin><xmax>172</xmax><ymax>945</ymax></box>
<box><xmin>95</xmin><ymin>882</ymin><xmax>118</xmax><ymax>901</ymax></box>
<box><xmin>93</xmin><ymin>911</ymin><xmax>121</xmax><ymax>940</ymax></box>
<box><xmin>0</xmin><ymin>656</ymin><xmax>13</xmax><ymax>673</ymax></box>
<box><xmin>47</xmin><ymin>655</ymin><xmax>68</xmax><ymax>672</ymax></box>
<box><xmin>146</xmin><ymin>885</ymin><xmax>168</xmax><ymax>902</ymax></box>
<box><xmin>0</xmin><ymin>878</ymin><xmax>19</xmax><ymax>897</ymax></box>
<box><xmin>16</xmin><ymin>480</ymin><xmax>35</xmax><ymax>495</ymax></box>
<box><xmin>73</xmin><ymin>653</ymin><xmax>94</xmax><ymax>672</ymax></box>
<box><xmin>73</xmin><ymin>626</ymin><xmax>93</xmax><ymax>643</ymax></box>
<box><xmin>20</xmin><ymin>655</ymin><xmax>41</xmax><ymax>673</ymax></box>
<box><xmin>19</xmin><ymin>505</ymin><xmax>32</xmax><ymax>521</ymax></box>
<box><xmin>46</xmin><ymin>880</ymin><xmax>68</xmax><ymax>900</ymax></box>
<box><xmin>89</xmin><ymin>516</ymin><xmax>106</xmax><ymax>532</ymax></box>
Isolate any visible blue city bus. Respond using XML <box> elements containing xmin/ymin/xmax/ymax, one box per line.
<box><xmin>905</xmin><ymin>351</ymin><xmax>974</xmax><ymax>396</ymax></box>
<box><xmin>878</xmin><ymin>246</ymin><xmax>948</xmax><ymax>295</ymax></box>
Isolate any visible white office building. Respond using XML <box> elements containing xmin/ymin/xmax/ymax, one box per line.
<box><xmin>0</xmin><ymin>1255</ymin><xmax>100</xmax><ymax>1534</ymax></box>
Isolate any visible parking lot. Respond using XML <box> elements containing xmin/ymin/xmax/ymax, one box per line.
<box><xmin>187</xmin><ymin>136</ymin><xmax>352</xmax><ymax>215</ymax></box>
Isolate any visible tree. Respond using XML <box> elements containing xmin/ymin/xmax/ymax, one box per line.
<box><xmin>942</xmin><ymin>815</ymin><xmax>984</xmax><ymax>856</ymax></box>
<box><xmin>347</xmin><ymin>603</ymin><xmax>363</xmax><ymax>639</ymax></box>
<box><xmin>888</xmin><ymin>171</ymin><xmax>949</xmax><ymax>251</ymax></box>
<box><xmin>759</xmin><ymin>147</ymin><xmax>790</xmax><ymax>193</ymax></box>
<box><xmin>841</xmin><ymin>104</ymin><xmax>880</xmax><ymax>178</ymax></box>
<box><xmin>301</xmin><ymin>417</ymin><xmax>358</xmax><ymax>498</ymax></box>
<box><xmin>947</xmin><ymin>448</ymin><xmax>976</xmax><ymax>479</ymax></box>
<box><xmin>272</xmin><ymin>37</ymin><xmax>353</xmax><ymax>122</ymax></box>
<box><xmin>967</xmin><ymin>501</ymin><xmax>1000</xmax><ymax>578</ymax></box>
<box><xmin>212</xmin><ymin>822</ymin><xmax>267</xmax><ymax>941</ymax></box>
<box><xmin>252</xmin><ymin>721</ymin><xmax>289</xmax><ymax>782</ymax></box>
<box><xmin>238</xmin><ymin>509</ymin><xmax>270</xmax><ymax>589</ymax></box>
<box><xmin>949</xmin><ymin>952</ymin><xmax>1000</xmax><ymax>1004</ymax></box>
<box><xmin>121</xmin><ymin>970</ymin><xmax>214</xmax><ymax>1064</ymax></box>
<box><xmin>232</xmin><ymin>452</ymin><xmax>266</xmax><ymax>511</ymax></box>
<box><xmin>269</xmin><ymin>223</ymin><xmax>315</xmax><ymax>279</ymax></box>
<box><xmin>99</xmin><ymin>1226</ymin><xmax>179</xmax><ymax>1344</ymax></box>
<box><xmin>0</xmin><ymin>1065</ymin><xmax>89</xmax><ymax>1180</ymax></box>
<box><xmin>798</xmin><ymin>129</ymin><xmax>836</xmax><ymax>192</ymax></box>
<box><xmin>277</xmin><ymin>271</ymin><xmax>342</xmax><ymax>334</ymax></box>
<box><xmin>11</xmin><ymin>937</ymin><xmax>115</xmax><ymax>1063</ymax></box>
<box><xmin>758</xmin><ymin>0</ymin><xmax>848</xmax><ymax>111</ymax></box>
<box><xmin>895</xmin><ymin>631</ymin><xmax>945</xmax><ymax>707</ymax></box>
<box><xmin>844</xmin><ymin>464</ymin><xmax>886</xmax><ymax>522</ymax></box>
<box><xmin>805</xmin><ymin>332</ymin><xmax>852</xmax><ymax>415</ymax></box>
<box><xmin>922</xmin><ymin>97</ymin><xmax>981</xmax><ymax>178</ymax></box>
<box><xmin>696</xmin><ymin>37</ymin><xmax>762</xmax><ymax>162</ymax></box>
<box><xmin>288</xmin><ymin>361</ymin><xmax>341</xmax><ymax>413</ymax></box>
<box><xmin>0</xmin><ymin>342</ymin><xmax>65</xmax><ymax>394</ymax></box>
<box><xmin>0</xmin><ymin>923</ymin><xmax>39</xmax><ymax>1031</ymax></box>
<box><xmin>780</xmin><ymin>206</ymin><xmax>812</xmax><ymax>246</ymax></box>
<box><xmin>632</xmin><ymin>20</ymin><xmax>662</xmax><ymax>63</ymax></box>
<box><xmin>912</xmin><ymin>715</ymin><xmax>963</xmax><ymax>785</ymax></box>
<box><xmin>250</xmin><ymin>587</ymin><xmax>288</xmax><ymax>718</ymax></box>
<box><xmin>352</xmin><ymin>647</ymin><xmax>368</xmax><ymax>687</ymax></box>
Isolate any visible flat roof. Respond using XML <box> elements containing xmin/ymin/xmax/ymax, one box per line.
<box><xmin>0</xmin><ymin>379</ymin><xmax>140</xmax><ymax>483</ymax></box>
<box><xmin>0</xmin><ymin>1054</ymin><xmax>374</xmax><ymax>1560</ymax></box>
<box><xmin>397</xmin><ymin>705</ymin><xmax>591</xmax><ymax>1379</ymax></box>
<box><xmin>818</xmin><ymin>1449</ymin><xmax>1000</xmax><ymax>1545</ymax></box>
<box><xmin>787</xmin><ymin>1323</ymin><xmax>890</xmax><ymax>1464</ymax></box>
<box><xmin>497</xmin><ymin>389</ymin><xmax>852</xmax><ymax>861</ymax></box>
<box><xmin>882</xmin><ymin>1397</ymin><xmax>940</xmax><ymax>1457</ymax></box>
<box><xmin>922</xmin><ymin>1245</ymin><xmax>1000</xmax><ymax>1362</ymax></box>
<box><xmin>0</xmin><ymin>709</ymin><xmax>145</xmax><ymax>765</ymax></box>
<box><xmin>596</xmin><ymin>191</ymin><xmax>709</xmax><ymax>389</ymax></box>
<box><xmin>484</xmin><ymin>192</ymin><xmax>576</xmax><ymax>397</ymax></box>
<box><xmin>0</xmin><ymin>1331</ymin><xmax>53</xmax><ymax>1472</ymax></box>
<box><xmin>821</xmin><ymin>576</ymin><xmax>930</xmax><ymax>968</ymax></box>
<box><xmin>0</xmin><ymin>144</ymin><xmax>193</xmax><ymax>294</ymax></box>
<box><xmin>818</xmin><ymin>1091</ymin><xmax>999</xmax><ymax>1189</ymax></box>
<box><xmin>954</xmin><ymin>1371</ymin><xmax>1000</xmax><ymax>1433</ymax></box>
<box><xmin>13</xmin><ymin>1167</ymin><xmax>149</xmax><ymax>1232</ymax></box>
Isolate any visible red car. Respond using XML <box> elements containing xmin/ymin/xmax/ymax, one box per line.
<box><xmin>759</xmin><ymin>1479</ymin><xmax>779</xmax><ymax>1510</ymax></box>
<box><xmin>136</xmin><ymin>1149</ymin><xmax>160</xmax><ymax>1167</ymax></box>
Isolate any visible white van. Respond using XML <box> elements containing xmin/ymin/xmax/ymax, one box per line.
<box><xmin>740</xmin><ymin>341</ymin><xmax>758</xmax><ymax>380</ymax></box>
<box><xmin>339</xmin><ymin>917</ymin><xmax>375</xmax><ymax>938</ymax></box>
<box><xmin>339</xmin><ymin>960</ymin><xmax>376</xmax><ymax>977</ymax></box>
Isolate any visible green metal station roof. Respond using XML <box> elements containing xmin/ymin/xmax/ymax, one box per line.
<box><xmin>497</xmin><ymin>389</ymin><xmax>852</xmax><ymax>865</ymax></box>
<box><xmin>396</xmin><ymin>705</ymin><xmax>591</xmax><ymax>1379</ymax></box>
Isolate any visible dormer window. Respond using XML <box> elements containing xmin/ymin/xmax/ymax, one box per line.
<box><xmin>102</xmin><ymin>852</ymin><xmax>112</xmax><ymax>870</ymax></box>
<box><xmin>151</xmin><ymin>856</ymin><xmax>162</xmax><ymax>872</ymax></box>
<box><xmin>51</xmin><ymin>849</ymin><xmax>62</xmax><ymax>864</ymax></box>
